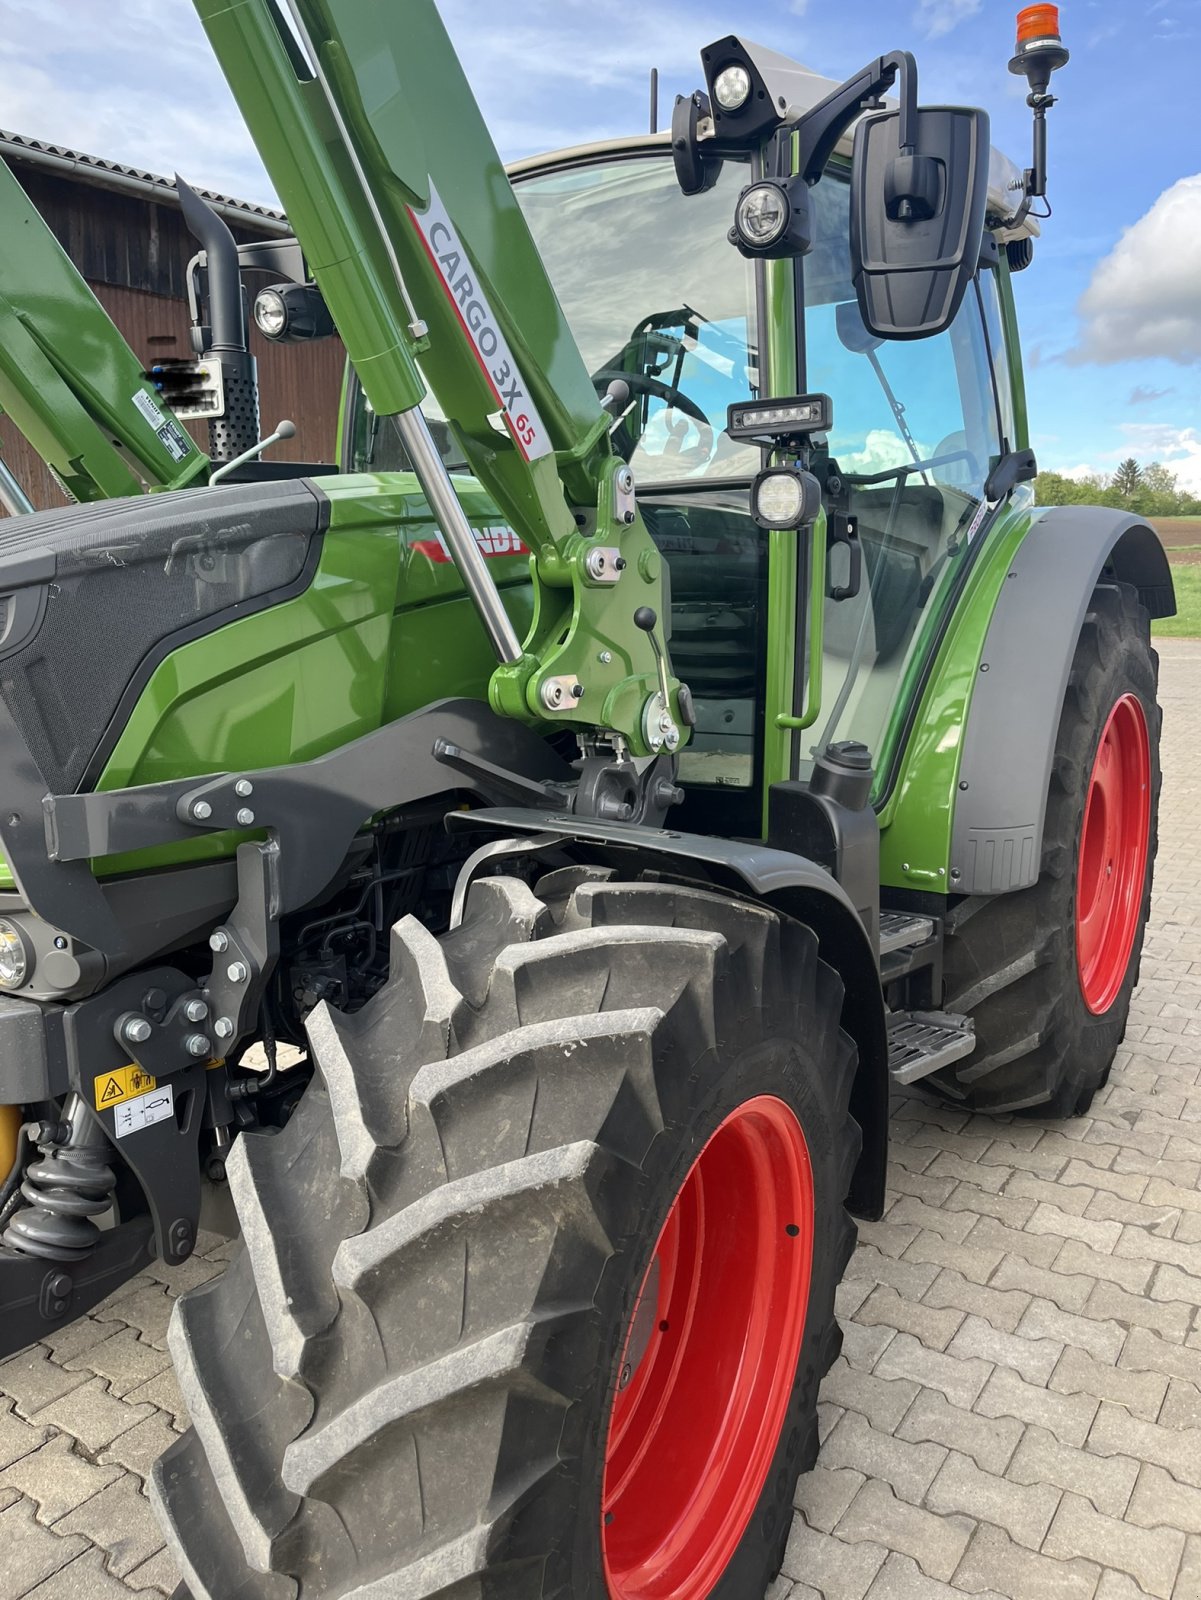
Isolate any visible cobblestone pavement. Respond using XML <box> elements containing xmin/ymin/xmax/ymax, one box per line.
<box><xmin>0</xmin><ymin>639</ymin><xmax>1197</xmax><ymax>1600</ymax></box>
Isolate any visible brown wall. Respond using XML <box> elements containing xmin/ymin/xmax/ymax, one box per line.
<box><xmin>0</xmin><ymin>165</ymin><xmax>347</xmax><ymax>514</ymax></box>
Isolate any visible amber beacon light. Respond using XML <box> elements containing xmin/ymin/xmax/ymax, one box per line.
<box><xmin>1008</xmin><ymin>4</ymin><xmax>1070</xmax><ymax>202</ymax></box>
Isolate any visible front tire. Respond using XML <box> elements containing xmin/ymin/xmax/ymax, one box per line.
<box><xmin>928</xmin><ymin>580</ymin><xmax>1160</xmax><ymax>1115</ymax></box>
<box><xmin>152</xmin><ymin>871</ymin><xmax>860</xmax><ymax>1598</ymax></box>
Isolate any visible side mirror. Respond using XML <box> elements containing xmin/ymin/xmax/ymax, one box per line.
<box><xmin>850</xmin><ymin>105</ymin><xmax>990</xmax><ymax>341</ymax></box>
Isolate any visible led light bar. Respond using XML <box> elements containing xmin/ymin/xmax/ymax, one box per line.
<box><xmin>726</xmin><ymin>393</ymin><xmax>833</xmax><ymax>442</ymax></box>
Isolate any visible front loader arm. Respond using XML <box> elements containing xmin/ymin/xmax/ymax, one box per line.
<box><xmin>193</xmin><ymin>0</ymin><xmax>686</xmax><ymax>756</ymax></box>
<box><xmin>0</xmin><ymin>158</ymin><xmax>209</xmax><ymax>503</ymax></box>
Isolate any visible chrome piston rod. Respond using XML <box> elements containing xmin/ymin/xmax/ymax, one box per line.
<box><xmin>391</xmin><ymin>406</ymin><xmax>524</xmax><ymax>665</ymax></box>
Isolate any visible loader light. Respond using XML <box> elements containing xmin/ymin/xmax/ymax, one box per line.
<box><xmin>253</xmin><ymin>289</ymin><xmax>288</xmax><ymax>340</ymax></box>
<box><xmin>752</xmin><ymin>468</ymin><xmax>820</xmax><ymax>530</ymax></box>
<box><xmin>252</xmin><ymin>281</ymin><xmax>336</xmax><ymax>344</ymax></box>
<box><xmin>0</xmin><ymin>921</ymin><xmax>29</xmax><ymax>990</ymax></box>
<box><xmin>713</xmin><ymin>64</ymin><xmax>752</xmax><ymax>111</ymax></box>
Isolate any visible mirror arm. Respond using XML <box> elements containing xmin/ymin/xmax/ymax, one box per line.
<box><xmin>796</xmin><ymin>50</ymin><xmax>918</xmax><ymax>186</ymax></box>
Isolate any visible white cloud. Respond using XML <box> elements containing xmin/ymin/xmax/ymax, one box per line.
<box><xmin>912</xmin><ymin>0</ymin><xmax>982</xmax><ymax>39</ymax></box>
<box><xmin>1069</xmin><ymin>174</ymin><xmax>1201</xmax><ymax>364</ymax></box>
<box><xmin>1113</xmin><ymin>422</ymin><xmax>1201</xmax><ymax>493</ymax></box>
<box><xmin>0</xmin><ymin>0</ymin><xmax>729</xmax><ymax>199</ymax></box>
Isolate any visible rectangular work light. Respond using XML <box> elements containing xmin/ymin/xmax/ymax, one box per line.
<box><xmin>726</xmin><ymin>393</ymin><xmax>833</xmax><ymax>443</ymax></box>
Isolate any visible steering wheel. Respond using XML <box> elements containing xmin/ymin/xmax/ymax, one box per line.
<box><xmin>592</xmin><ymin>369</ymin><xmax>715</xmax><ymax>469</ymax></box>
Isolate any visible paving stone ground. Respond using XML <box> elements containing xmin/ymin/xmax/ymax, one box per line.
<box><xmin>0</xmin><ymin>639</ymin><xmax>1197</xmax><ymax>1600</ymax></box>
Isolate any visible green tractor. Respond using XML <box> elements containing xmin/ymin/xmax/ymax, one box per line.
<box><xmin>0</xmin><ymin>3</ymin><xmax>1174</xmax><ymax>1597</ymax></box>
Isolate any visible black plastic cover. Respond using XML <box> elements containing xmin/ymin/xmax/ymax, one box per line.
<box><xmin>851</xmin><ymin>106</ymin><xmax>991</xmax><ymax>341</ymax></box>
<box><xmin>0</xmin><ymin>479</ymin><xmax>328</xmax><ymax>794</ymax></box>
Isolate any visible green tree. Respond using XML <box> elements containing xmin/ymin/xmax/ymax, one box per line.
<box><xmin>1112</xmin><ymin>457</ymin><xmax>1144</xmax><ymax>499</ymax></box>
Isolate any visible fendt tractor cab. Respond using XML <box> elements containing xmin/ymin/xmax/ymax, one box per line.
<box><xmin>0</xmin><ymin>5</ymin><xmax>1174</xmax><ymax>1598</ymax></box>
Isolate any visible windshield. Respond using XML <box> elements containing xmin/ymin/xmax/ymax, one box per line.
<box><xmin>516</xmin><ymin>156</ymin><xmax>759</xmax><ymax>482</ymax></box>
<box><xmin>345</xmin><ymin>152</ymin><xmax>762</xmax><ymax>484</ymax></box>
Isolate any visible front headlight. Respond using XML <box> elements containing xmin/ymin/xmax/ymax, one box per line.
<box><xmin>0</xmin><ymin>920</ymin><xmax>30</xmax><ymax>989</ymax></box>
<box><xmin>735</xmin><ymin>183</ymin><xmax>789</xmax><ymax>248</ymax></box>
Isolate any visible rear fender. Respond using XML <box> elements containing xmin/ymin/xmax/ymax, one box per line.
<box><xmin>950</xmin><ymin>508</ymin><xmax>1174</xmax><ymax>896</ymax></box>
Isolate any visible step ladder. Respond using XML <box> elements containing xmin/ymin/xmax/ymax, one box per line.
<box><xmin>879</xmin><ymin>909</ymin><xmax>935</xmax><ymax>956</ymax></box>
<box><xmin>887</xmin><ymin>1010</ymin><xmax>975</xmax><ymax>1085</ymax></box>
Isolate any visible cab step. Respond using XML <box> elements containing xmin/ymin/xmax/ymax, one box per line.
<box><xmin>888</xmin><ymin>1010</ymin><xmax>975</xmax><ymax>1085</ymax></box>
<box><xmin>879</xmin><ymin>910</ymin><xmax>936</xmax><ymax>956</ymax></box>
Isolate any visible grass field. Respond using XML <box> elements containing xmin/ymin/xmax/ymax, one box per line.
<box><xmin>1154</xmin><ymin>561</ymin><xmax>1201</xmax><ymax>638</ymax></box>
<box><xmin>1145</xmin><ymin>519</ymin><xmax>1200</xmax><ymax>637</ymax></box>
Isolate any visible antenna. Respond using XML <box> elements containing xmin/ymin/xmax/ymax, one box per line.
<box><xmin>649</xmin><ymin>67</ymin><xmax>659</xmax><ymax>134</ymax></box>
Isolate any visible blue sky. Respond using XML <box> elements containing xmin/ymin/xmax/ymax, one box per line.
<box><xmin>1</xmin><ymin>0</ymin><xmax>1198</xmax><ymax>488</ymax></box>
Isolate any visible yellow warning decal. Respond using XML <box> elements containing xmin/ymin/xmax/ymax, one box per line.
<box><xmin>94</xmin><ymin>1064</ymin><xmax>157</xmax><ymax>1110</ymax></box>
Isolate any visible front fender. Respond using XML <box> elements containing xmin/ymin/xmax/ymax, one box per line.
<box><xmin>449</xmin><ymin>808</ymin><xmax>890</xmax><ymax>1220</ymax></box>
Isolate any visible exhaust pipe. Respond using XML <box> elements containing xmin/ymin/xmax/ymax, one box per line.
<box><xmin>176</xmin><ymin>175</ymin><xmax>260</xmax><ymax>462</ymax></box>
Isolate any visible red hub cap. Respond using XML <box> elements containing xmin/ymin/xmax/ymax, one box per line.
<box><xmin>1076</xmin><ymin>693</ymin><xmax>1151</xmax><ymax>1015</ymax></box>
<box><xmin>601</xmin><ymin>1095</ymin><xmax>815</xmax><ymax>1600</ymax></box>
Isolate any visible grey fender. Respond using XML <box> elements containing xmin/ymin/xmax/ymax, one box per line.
<box><xmin>450</xmin><ymin>807</ymin><xmax>890</xmax><ymax>1220</ymax></box>
<box><xmin>951</xmin><ymin>506</ymin><xmax>1174</xmax><ymax>897</ymax></box>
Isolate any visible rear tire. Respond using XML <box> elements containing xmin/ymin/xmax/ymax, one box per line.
<box><xmin>152</xmin><ymin>871</ymin><xmax>859</xmax><ymax>1598</ymax></box>
<box><xmin>927</xmin><ymin>580</ymin><xmax>1160</xmax><ymax>1115</ymax></box>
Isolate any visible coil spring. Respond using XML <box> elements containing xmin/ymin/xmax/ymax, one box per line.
<box><xmin>3</xmin><ymin>1103</ymin><xmax>116</xmax><ymax>1262</ymax></box>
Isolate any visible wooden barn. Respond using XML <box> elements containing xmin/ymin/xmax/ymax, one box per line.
<box><xmin>0</xmin><ymin>129</ymin><xmax>346</xmax><ymax>512</ymax></box>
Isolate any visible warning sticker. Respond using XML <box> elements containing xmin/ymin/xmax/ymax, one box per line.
<box><xmin>95</xmin><ymin>1064</ymin><xmax>158</xmax><ymax>1110</ymax></box>
<box><xmin>131</xmin><ymin>387</ymin><xmax>194</xmax><ymax>464</ymax></box>
<box><xmin>112</xmin><ymin>1082</ymin><xmax>174</xmax><ymax>1141</ymax></box>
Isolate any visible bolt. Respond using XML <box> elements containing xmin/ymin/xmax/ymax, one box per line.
<box><xmin>979</xmin><ymin>662</ymin><xmax>990</xmax><ymax>673</ymax></box>
<box><xmin>959</xmin><ymin>780</ymin><xmax>970</xmax><ymax>791</ymax></box>
<box><xmin>616</xmin><ymin>466</ymin><xmax>634</xmax><ymax>494</ymax></box>
<box><xmin>236</xmin><ymin>808</ymin><xmax>255</xmax><ymax>826</ymax></box>
<box><xmin>122</xmin><ymin>1016</ymin><xmax>152</xmax><ymax>1044</ymax></box>
<box><xmin>950</xmin><ymin>868</ymin><xmax>962</xmax><ymax>881</ymax></box>
<box><xmin>618</xmin><ymin>1361</ymin><xmax>633</xmax><ymax>1390</ymax></box>
<box><xmin>209</xmin><ymin>930</ymin><xmax>229</xmax><ymax>953</ymax></box>
<box><xmin>585</xmin><ymin>548</ymin><xmax>609</xmax><ymax>579</ymax></box>
<box><xmin>408</xmin><ymin>318</ymin><xmax>428</xmax><ymax>340</ymax></box>
<box><xmin>184</xmin><ymin>998</ymin><xmax>209</xmax><ymax>1023</ymax></box>
<box><xmin>664</xmin><ymin>725</ymin><xmax>680</xmax><ymax>751</ymax></box>
<box><xmin>938</xmin><ymin>867</ymin><xmax>946</xmax><ymax>877</ymax></box>
<box><xmin>540</xmin><ymin>680</ymin><xmax>565</xmax><ymax>711</ymax></box>
<box><xmin>142</xmin><ymin>988</ymin><xmax>167</xmax><ymax>1015</ymax></box>
<box><xmin>214</xmin><ymin>1016</ymin><xmax>234</xmax><ymax>1040</ymax></box>
<box><xmin>192</xmin><ymin>800</ymin><xmax>212</xmax><ymax>820</ymax></box>
<box><xmin>598</xmin><ymin>650</ymin><xmax>612</xmax><ymax>665</ymax></box>
<box><xmin>901</xmin><ymin>862</ymin><xmax>911</xmax><ymax>873</ymax></box>
<box><xmin>53</xmin><ymin>936</ymin><xmax>67</xmax><ymax>951</ymax></box>
<box><xmin>571</xmin><ymin>683</ymin><xmax>585</xmax><ymax>699</ymax></box>
<box><xmin>185</xmin><ymin>1033</ymin><xmax>212</xmax><ymax>1057</ymax></box>
<box><xmin>227</xmin><ymin>962</ymin><xmax>248</xmax><ymax>984</ymax></box>
<box><xmin>234</xmin><ymin>779</ymin><xmax>253</xmax><ymax>797</ymax></box>
<box><xmin>614</xmin><ymin>556</ymin><xmax>628</xmax><ymax>568</ymax></box>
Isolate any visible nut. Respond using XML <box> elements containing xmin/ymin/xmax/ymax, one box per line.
<box><xmin>226</xmin><ymin>962</ymin><xmax>249</xmax><ymax>984</ymax></box>
<box><xmin>213</xmin><ymin>1017</ymin><xmax>235</xmax><ymax>1040</ymax></box>
<box><xmin>209</xmin><ymin>930</ymin><xmax>229</xmax><ymax>953</ymax></box>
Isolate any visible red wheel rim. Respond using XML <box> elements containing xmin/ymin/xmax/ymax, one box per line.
<box><xmin>601</xmin><ymin>1095</ymin><xmax>814</xmax><ymax>1600</ymax></box>
<box><xmin>1076</xmin><ymin>693</ymin><xmax>1151</xmax><ymax>1015</ymax></box>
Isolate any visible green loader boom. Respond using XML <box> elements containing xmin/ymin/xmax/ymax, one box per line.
<box><xmin>0</xmin><ymin>156</ymin><xmax>209</xmax><ymax>502</ymax></box>
<box><xmin>193</xmin><ymin>0</ymin><xmax>686</xmax><ymax>758</ymax></box>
